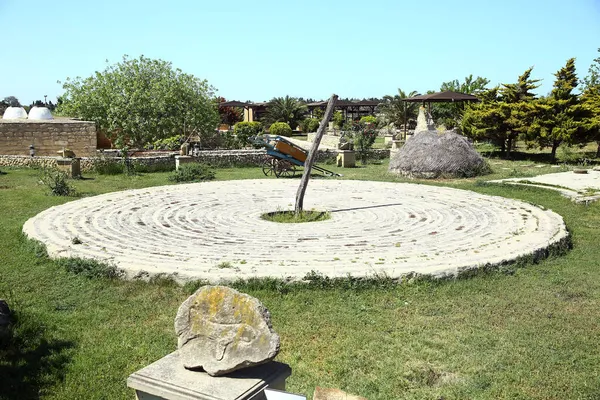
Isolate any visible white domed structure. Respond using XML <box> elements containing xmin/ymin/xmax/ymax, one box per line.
<box><xmin>2</xmin><ymin>106</ymin><xmax>28</xmax><ymax>119</ymax></box>
<box><xmin>28</xmin><ymin>106</ymin><xmax>53</xmax><ymax>120</ymax></box>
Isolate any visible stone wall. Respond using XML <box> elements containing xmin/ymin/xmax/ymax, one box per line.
<box><xmin>0</xmin><ymin>155</ymin><xmax>61</xmax><ymax>169</ymax></box>
<box><xmin>0</xmin><ymin>148</ymin><xmax>371</xmax><ymax>172</ymax></box>
<box><xmin>0</xmin><ymin>118</ymin><xmax>96</xmax><ymax>157</ymax></box>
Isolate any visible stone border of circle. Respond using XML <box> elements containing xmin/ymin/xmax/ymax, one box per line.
<box><xmin>23</xmin><ymin>179</ymin><xmax>570</xmax><ymax>283</ymax></box>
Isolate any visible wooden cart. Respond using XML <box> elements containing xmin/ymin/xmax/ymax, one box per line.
<box><xmin>252</xmin><ymin>135</ymin><xmax>341</xmax><ymax>178</ymax></box>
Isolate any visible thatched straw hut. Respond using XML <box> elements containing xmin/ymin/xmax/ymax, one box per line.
<box><xmin>389</xmin><ymin>131</ymin><xmax>488</xmax><ymax>179</ymax></box>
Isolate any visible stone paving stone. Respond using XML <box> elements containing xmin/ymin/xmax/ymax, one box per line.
<box><xmin>492</xmin><ymin>169</ymin><xmax>600</xmax><ymax>203</ymax></box>
<box><xmin>23</xmin><ymin>179</ymin><xmax>568</xmax><ymax>282</ymax></box>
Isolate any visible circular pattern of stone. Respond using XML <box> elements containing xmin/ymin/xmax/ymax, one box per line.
<box><xmin>23</xmin><ymin>179</ymin><xmax>568</xmax><ymax>282</ymax></box>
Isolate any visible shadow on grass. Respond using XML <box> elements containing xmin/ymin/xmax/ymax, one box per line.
<box><xmin>0</xmin><ymin>310</ymin><xmax>74</xmax><ymax>400</ymax></box>
<box><xmin>330</xmin><ymin>202</ymin><xmax>405</xmax><ymax>213</ymax></box>
<box><xmin>482</xmin><ymin>151</ymin><xmax>556</xmax><ymax>163</ymax></box>
<box><xmin>483</xmin><ymin>150</ymin><xmax>600</xmax><ymax>165</ymax></box>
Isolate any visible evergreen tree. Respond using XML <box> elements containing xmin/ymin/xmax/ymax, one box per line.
<box><xmin>582</xmin><ymin>48</ymin><xmax>600</xmax><ymax>89</ymax></box>
<box><xmin>462</xmin><ymin>87</ymin><xmax>509</xmax><ymax>152</ymax></box>
<box><xmin>581</xmin><ymin>48</ymin><xmax>600</xmax><ymax>157</ymax></box>
<box><xmin>462</xmin><ymin>68</ymin><xmax>539</xmax><ymax>158</ymax></box>
<box><xmin>528</xmin><ymin>58</ymin><xmax>587</xmax><ymax>162</ymax></box>
<box><xmin>499</xmin><ymin>67</ymin><xmax>540</xmax><ymax>156</ymax></box>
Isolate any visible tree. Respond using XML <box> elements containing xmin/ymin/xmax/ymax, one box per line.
<box><xmin>264</xmin><ymin>96</ymin><xmax>307</xmax><ymax>129</ymax></box>
<box><xmin>378</xmin><ymin>89</ymin><xmax>419</xmax><ymax>136</ymax></box>
<box><xmin>432</xmin><ymin>75</ymin><xmax>490</xmax><ymax>128</ymax></box>
<box><xmin>462</xmin><ymin>68</ymin><xmax>539</xmax><ymax>158</ymax></box>
<box><xmin>462</xmin><ymin>87</ymin><xmax>509</xmax><ymax>151</ymax></box>
<box><xmin>216</xmin><ymin>97</ymin><xmax>243</xmax><ymax>126</ymax></box>
<box><xmin>57</xmin><ymin>55</ymin><xmax>219</xmax><ymax>148</ymax></box>
<box><xmin>30</xmin><ymin>100</ymin><xmax>46</xmax><ymax>108</ymax></box>
<box><xmin>2</xmin><ymin>96</ymin><xmax>20</xmax><ymax>107</ymax></box>
<box><xmin>498</xmin><ymin>67</ymin><xmax>540</xmax><ymax>155</ymax></box>
<box><xmin>582</xmin><ymin>48</ymin><xmax>600</xmax><ymax>89</ymax></box>
<box><xmin>581</xmin><ymin>49</ymin><xmax>600</xmax><ymax>157</ymax></box>
<box><xmin>527</xmin><ymin>58</ymin><xmax>587</xmax><ymax>162</ymax></box>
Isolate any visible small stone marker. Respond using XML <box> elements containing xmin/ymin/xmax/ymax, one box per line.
<box><xmin>175</xmin><ymin>286</ymin><xmax>280</xmax><ymax>376</ymax></box>
<box><xmin>313</xmin><ymin>387</ymin><xmax>367</xmax><ymax>400</ymax></box>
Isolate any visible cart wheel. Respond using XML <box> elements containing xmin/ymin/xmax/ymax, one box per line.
<box><xmin>274</xmin><ymin>159</ymin><xmax>297</xmax><ymax>178</ymax></box>
<box><xmin>262</xmin><ymin>157</ymin><xmax>276</xmax><ymax>177</ymax></box>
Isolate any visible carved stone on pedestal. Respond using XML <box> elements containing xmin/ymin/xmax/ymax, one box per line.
<box><xmin>127</xmin><ymin>351</ymin><xmax>291</xmax><ymax>400</ymax></box>
<box><xmin>127</xmin><ymin>286</ymin><xmax>289</xmax><ymax>400</ymax></box>
<box><xmin>175</xmin><ymin>286</ymin><xmax>280</xmax><ymax>377</ymax></box>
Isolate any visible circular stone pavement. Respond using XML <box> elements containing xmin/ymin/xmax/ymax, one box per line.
<box><xmin>23</xmin><ymin>179</ymin><xmax>568</xmax><ymax>282</ymax></box>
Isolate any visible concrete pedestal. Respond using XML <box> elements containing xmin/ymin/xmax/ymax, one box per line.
<box><xmin>127</xmin><ymin>351</ymin><xmax>292</xmax><ymax>400</ymax></box>
<box><xmin>56</xmin><ymin>157</ymin><xmax>81</xmax><ymax>178</ymax></box>
<box><xmin>389</xmin><ymin>140</ymin><xmax>405</xmax><ymax>158</ymax></box>
<box><xmin>175</xmin><ymin>156</ymin><xmax>194</xmax><ymax>170</ymax></box>
<box><xmin>383</xmin><ymin>135</ymin><xmax>394</xmax><ymax>146</ymax></box>
<box><xmin>336</xmin><ymin>150</ymin><xmax>355</xmax><ymax>168</ymax></box>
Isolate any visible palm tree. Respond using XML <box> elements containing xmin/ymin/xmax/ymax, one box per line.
<box><xmin>378</xmin><ymin>89</ymin><xmax>419</xmax><ymax>137</ymax></box>
<box><xmin>265</xmin><ymin>96</ymin><xmax>308</xmax><ymax>129</ymax></box>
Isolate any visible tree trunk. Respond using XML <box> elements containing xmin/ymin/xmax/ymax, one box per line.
<box><xmin>500</xmin><ymin>140</ymin><xmax>506</xmax><ymax>157</ymax></box>
<box><xmin>596</xmin><ymin>141</ymin><xmax>600</xmax><ymax>159</ymax></box>
<box><xmin>506</xmin><ymin>136</ymin><xmax>512</xmax><ymax>159</ymax></box>
<box><xmin>551</xmin><ymin>140</ymin><xmax>560</xmax><ymax>163</ymax></box>
<box><xmin>295</xmin><ymin>94</ymin><xmax>338</xmax><ymax>215</ymax></box>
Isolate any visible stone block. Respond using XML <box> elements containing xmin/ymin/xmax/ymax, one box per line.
<box><xmin>336</xmin><ymin>151</ymin><xmax>355</xmax><ymax>168</ymax></box>
<box><xmin>383</xmin><ymin>135</ymin><xmax>394</xmax><ymax>145</ymax></box>
<box><xmin>389</xmin><ymin>140</ymin><xmax>405</xmax><ymax>158</ymax></box>
<box><xmin>127</xmin><ymin>351</ymin><xmax>291</xmax><ymax>400</ymax></box>
<box><xmin>56</xmin><ymin>157</ymin><xmax>81</xmax><ymax>178</ymax></box>
<box><xmin>175</xmin><ymin>156</ymin><xmax>194</xmax><ymax>170</ymax></box>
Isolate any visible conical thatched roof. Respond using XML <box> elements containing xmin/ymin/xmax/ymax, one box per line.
<box><xmin>389</xmin><ymin>131</ymin><xmax>488</xmax><ymax>179</ymax></box>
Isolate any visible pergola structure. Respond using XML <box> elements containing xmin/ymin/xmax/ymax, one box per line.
<box><xmin>401</xmin><ymin>91</ymin><xmax>479</xmax><ymax>137</ymax></box>
<box><xmin>306</xmin><ymin>99</ymin><xmax>380</xmax><ymax>121</ymax></box>
<box><xmin>220</xmin><ymin>99</ymin><xmax>381</xmax><ymax>125</ymax></box>
<box><xmin>402</xmin><ymin>91</ymin><xmax>479</xmax><ymax>113</ymax></box>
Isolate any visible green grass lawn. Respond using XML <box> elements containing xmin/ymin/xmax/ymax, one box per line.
<box><xmin>1</xmin><ymin>155</ymin><xmax>599</xmax><ymax>399</ymax></box>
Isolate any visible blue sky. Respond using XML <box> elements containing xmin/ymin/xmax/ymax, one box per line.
<box><xmin>1</xmin><ymin>0</ymin><xmax>599</xmax><ymax>105</ymax></box>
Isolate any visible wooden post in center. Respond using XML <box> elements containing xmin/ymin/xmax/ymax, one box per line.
<box><xmin>295</xmin><ymin>94</ymin><xmax>338</xmax><ymax>215</ymax></box>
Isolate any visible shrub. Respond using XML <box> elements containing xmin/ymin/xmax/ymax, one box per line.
<box><xmin>348</xmin><ymin>121</ymin><xmax>378</xmax><ymax>164</ymax></box>
<box><xmin>169</xmin><ymin>163</ymin><xmax>215</xmax><ymax>183</ymax></box>
<box><xmin>218</xmin><ymin>130</ymin><xmax>241</xmax><ymax>149</ymax></box>
<box><xmin>148</xmin><ymin>135</ymin><xmax>183</xmax><ymax>151</ymax></box>
<box><xmin>360</xmin><ymin>115</ymin><xmax>377</xmax><ymax>125</ymax></box>
<box><xmin>269</xmin><ymin>122</ymin><xmax>292</xmax><ymax>137</ymax></box>
<box><xmin>333</xmin><ymin>110</ymin><xmax>344</xmax><ymax>128</ymax></box>
<box><xmin>57</xmin><ymin>257</ymin><xmax>123</xmax><ymax>279</ymax></box>
<box><xmin>41</xmin><ymin>169</ymin><xmax>76</xmax><ymax>196</ymax></box>
<box><xmin>234</xmin><ymin>122</ymin><xmax>263</xmax><ymax>147</ymax></box>
<box><xmin>131</xmin><ymin>160</ymin><xmax>175</xmax><ymax>173</ymax></box>
<box><xmin>92</xmin><ymin>155</ymin><xmax>125</xmax><ymax>175</ymax></box>
<box><xmin>300</xmin><ymin>118</ymin><xmax>321</xmax><ymax>133</ymax></box>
